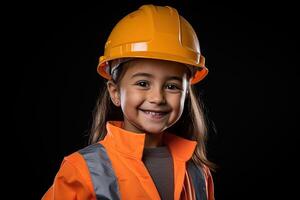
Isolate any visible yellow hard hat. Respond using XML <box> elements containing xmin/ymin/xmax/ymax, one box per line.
<box><xmin>97</xmin><ymin>4</ymin><xmax>208</xmax><ymax>84</ymax></box>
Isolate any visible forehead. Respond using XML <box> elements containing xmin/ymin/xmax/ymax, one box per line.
<box><xmin>122</xmin><ymin>58</ymin><xmax>190</xmax><ymax>79</ymax></box>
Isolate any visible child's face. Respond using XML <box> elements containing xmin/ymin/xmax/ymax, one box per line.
<box><xmin>109</xmin><ymin>59</ymin><xmax>189</xmax><ymax>135</ymax></box>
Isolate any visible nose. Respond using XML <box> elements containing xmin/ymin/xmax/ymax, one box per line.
<box><xmin>148</xmin><ymin>87</ymin><xmax>166</xmax><ymax>105</ymax></box>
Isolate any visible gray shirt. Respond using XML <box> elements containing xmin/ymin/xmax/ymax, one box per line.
<box><xmin>142</xmin><ymin>146</ymin><xmax>174</xmax><ymax>200</ymax></box>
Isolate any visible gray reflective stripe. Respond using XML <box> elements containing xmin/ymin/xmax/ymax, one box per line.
<box><xmin>79</xmin><ymin>143</ymin><xmax>120</xmax><ymax>200</ymax></box>
<box><xmin>187</xmin><ymin>160</ymin><xmax>207</xmax><ymax>200</ymax></box>
<box><xmin>79</xmin><ymin>143</ymin><xmax>206</xmax><ymax>200</ymax></box>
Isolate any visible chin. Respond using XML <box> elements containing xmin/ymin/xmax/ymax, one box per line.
<box><xmin>142</xmin><ymin>126</ymin><xmax>167</xmax><ymax>135</ymax></box>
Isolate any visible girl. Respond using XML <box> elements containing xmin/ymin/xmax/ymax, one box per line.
<box><xmin>43</xmin><ymin>4</ymin><xmax>215</xmax><ymax>200</ymax></box>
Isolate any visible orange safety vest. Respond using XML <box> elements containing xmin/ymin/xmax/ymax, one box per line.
<box><xmin>42</xmin><ymin>121</ymin><xmax>214</xmax><ymax>200</ymax></box>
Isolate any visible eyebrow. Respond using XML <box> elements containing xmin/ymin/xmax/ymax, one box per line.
<box><xmin>131</xmin><ymin>72</ymin><xmax>183</xmax><ymax>82</ymax></box>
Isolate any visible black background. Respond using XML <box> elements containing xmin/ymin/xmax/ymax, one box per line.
<box><xmin>9</xmin><ymin>1</ymin><xmax>298</xmax><ymax>199</ymax></box>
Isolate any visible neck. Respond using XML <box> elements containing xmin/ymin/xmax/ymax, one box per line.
<box><xmin>144</xmin><ymin>133</ymin><xmax>164</xmax><ymax>148</ymax></box>
<box><xmin>121</xmin><ymin>121</ymin><xmax>164</xmax><ymax>148</ymax></box>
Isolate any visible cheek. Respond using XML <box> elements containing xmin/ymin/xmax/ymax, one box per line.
<box><xmin>168</xmin><ymin>93</ymin><xmax>186</xmax><ymax>113</ymax></box>
<box><xmin>120</xmin><ymin>88</ymin><xmax>144</xmax><ymax>108</ymax></box>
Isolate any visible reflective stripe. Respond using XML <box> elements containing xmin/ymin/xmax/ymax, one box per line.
<box><xmin>187</xmin><ymin>160</ymin><xmax>207</xmax><ymax>200</ymax></box>
<box><xmin>79</xmin><ymin>143</ymin><xmax>120</xmax><ymax>200</ymax></box>
<box><xmin>80</xmin><ymin>143</ymin><xmax>207</xmax><ymax>200</ymax></box>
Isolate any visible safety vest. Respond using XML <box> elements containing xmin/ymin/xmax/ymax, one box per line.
<box><xmin>42</xmin><ymin>121</ymin><xmax>214</xmax><ymax>200</ymax></box>
<box><xmin>79</xmin><ymin>142</ymin><xmax>207</xmax><ymax>200</ymax></box>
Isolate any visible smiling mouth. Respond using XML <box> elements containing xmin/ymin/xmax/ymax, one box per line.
<box><xmin>140</xmin><ymin>109</ymin><xmax>169</xmax><ymax>119</ymax></box>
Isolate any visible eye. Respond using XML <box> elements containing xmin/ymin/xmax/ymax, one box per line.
<box><xmin>135</xmin><ymin>80</ymin><xmax>149</xmax><ymax>88</ymax></box>
<box><xmin>165</xmin><ymin>83</ymin><xmax>181</xmax><ymax>90</ymax></box>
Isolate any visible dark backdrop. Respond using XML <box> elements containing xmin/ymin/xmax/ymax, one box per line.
<box><xmin>10</xmin><ymin>1</ymin><xmax>297</xmax><ymax>199</ymax></box>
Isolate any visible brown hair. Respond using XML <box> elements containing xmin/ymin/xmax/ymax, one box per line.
<box><xmin>89</xmin><ymin>60</ymin><xmax>215</xmax><ymax>170</ymax></box>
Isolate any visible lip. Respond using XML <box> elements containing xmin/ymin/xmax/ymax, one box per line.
<box><xmin>140</xmin><ymin>108</ymin><xmax>170</xmax><ymax>113</ymax></box>
<box><xmin>140</xmin><ymin>109</ymin><xmax>170</xmax><ymax>113</ymax></box>
<box><xmin>139</xmin><ymin>109</ymin><xmax>169</xmax><ymax>120</ymax></box>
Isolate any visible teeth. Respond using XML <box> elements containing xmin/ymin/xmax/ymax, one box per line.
<box><xmin>145</xmin><ymin>111</ymin><xmax>164</xmax><ymax>116</ymax></box>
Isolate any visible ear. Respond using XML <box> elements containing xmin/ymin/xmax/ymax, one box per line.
<box><xmin>107</xmin><ymin>80</ymin><xmax>121</xmax><ymax>107</ymax></box>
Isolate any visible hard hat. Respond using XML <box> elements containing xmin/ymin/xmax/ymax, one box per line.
<box><xmin>97</xmin><ymin>4</ymin><xmax>208</xmax><ymax>84</ymax></box>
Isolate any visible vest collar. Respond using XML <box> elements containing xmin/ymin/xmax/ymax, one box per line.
<box><xmin>102</xmin><ymin>121</ymin><xmax>197</xmax><ymax>161</ymax></box>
